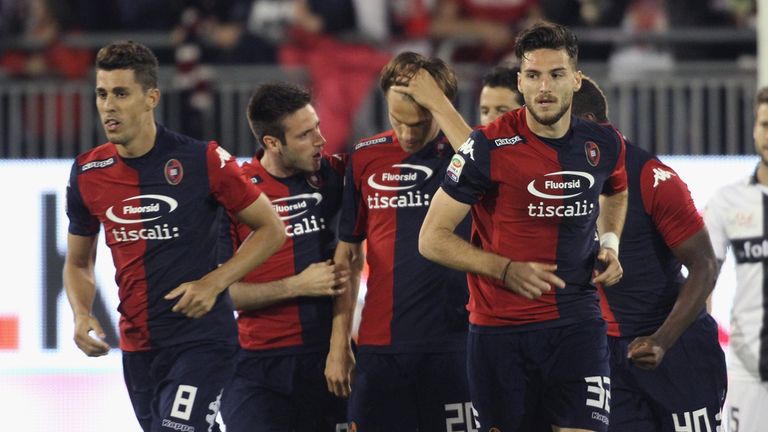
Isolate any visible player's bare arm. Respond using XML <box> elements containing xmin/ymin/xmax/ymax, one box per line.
<box><xmin>166</xmin><ymin>194</ymin><xmax>285</xmax><ymax>318</ymax></box>
<box><xmin>229</xmin><ymin>260</ymin><xmax>350</xmax><ymax>311</ymax></box>
<box><xmin>63</xmin><ymin>233</ymin><xmax>110</xmax><ymax>357</ymax></box>
<box><xmin>593</xmin><ymin>189</ymin><xmax>628</xmax><ymax>286</ymax></box>
<box><xmin>389</xmin><ymin>69</ymin><xmax>473</xmax><ymax>152</ymax></box>
<box><xmin>420</xmin><ymin>188</ymin><xmax>565</xmax><ymax>299</ymax></box>
<box><xmin>325</xmin><ymin>240</ymin><xmax>364</xmax><ymax>398</ymax></box>
<box><xmin>628</xmin><ymin>228</ymin><xmax>719</xmax><ymax>369</ymax></box>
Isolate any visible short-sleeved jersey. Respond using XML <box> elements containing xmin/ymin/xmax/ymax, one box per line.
<box><xmin>442</xmin><ymin>108</ymin><xmax>627</xmax><ymax>330</ymax></box>
<box><xmin>597</xmin><ymin>143</ymin><xmax>704</xmax><ymax>337</ymax></box>
<box><xmin>66</xmin><ymin>125</ymin><xmax>261</xmax><ymax>352</ymax></box>
<box><xmin>340</xmin><ymin>131</ymin><xmax>470</xmax><ymax>353</ymax></box>
<box><xmin>229</xmin><ymin>153</ymin><xmax>345</xmax><ymax>352</ymax></box>
<box><xmin>704</xmin><ymin>170</ymin><xmax>768</xmax><ymax>380</ymax></box>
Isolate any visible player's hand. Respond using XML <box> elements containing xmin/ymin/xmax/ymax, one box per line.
<box><xmin>389</xmin><ymin>68</ymin><xmax>447</xmax><ymax>112</ymax></box>
<box><xmin>165</xmin><ymin>279</ymin><xmax>220</xmax><ymax>319</ymax></box>
<box><xmin>592</xmin><ymin>247</ymin><xmax>623</xmax><ymax>286</ymax></box>
<box><xmin>627</xmin><ymin>336</ymin><xmax>667</xmax><ymax>370</ymax></box>
<box><xmin>292</xmin><ymin>260</ymin><xmax>350</xmax><ymax>297</ymax></box>
<box><xmin>73</xmin><ymin>313</ymin><xmax>110</xmax><ymax>357</ymax></box>
<box><xmin>502</xmin><ymin>261</ymin><xmax>566</xmax><ymax>300</ymax></box>
<box><xmin>325</xmin><ymin>342</ymin><xmax>356</xmax><ymax>398</ymax></box>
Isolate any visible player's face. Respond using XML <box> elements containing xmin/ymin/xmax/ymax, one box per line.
<box><xmin>755</xmin><ymin>103</ymin><xmax>768</xmax><ymax>165</ymax></box>
<box><xmin>479</xmin><ymin>85</ymin><xmax>521</xmax><ymax>126</ymax></box>
<box><xmin>279</xmin><ymin>104</ymin><xmax>325</xmax><ymax>174</ymax></box>
<box><xmin>95</xmin><ymin>69</ymin><xmax>157</xmax><ymax>147</ymax></box>
<box><xmin>518</xmin><ymin>48</ymin><xmax>581</xmax><ymax>127</ymax></box>
<box><xmin>386</xmin><ymin>90</ymin><xmax>440</xmax><ymax>153</ymax></box>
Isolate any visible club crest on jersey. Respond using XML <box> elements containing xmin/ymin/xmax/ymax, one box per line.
<box><xmin>164</xmin><ymin>159</ymin><xmax>184</xmax><ymax>185</ymax></box>
<box><xmin>585</xmin><ymin>141</ymin><xmax>600</xmax><ymax>167</ymax></box>
<box><xmin>306</xmin><ymin>173</ymin><xmax>322</xmax><ymax>189</ymax></box>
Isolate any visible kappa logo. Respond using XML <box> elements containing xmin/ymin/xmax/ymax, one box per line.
<box><xmin>215</xmin><ymin>146</ymin><xmax>232</xmax><ymax>168</ymax></box>
<box><xmin>164</xmin><ymin>159</ymin><xmax>184</xmax><ymax>185</ymax></box>
<box><xmin>106</xmin><ymin>194</ymin><xmax>178</xmax><ymax>224</ymax></box>
<box><xmin>458</xmin><ymin>138</ymin><xmax>475</xmax><ymax>160</ymax></box>
<box><xmin>354</xmin><ymin>136</ymin><xmax>389</xmax><ymax>150</ymax></box>
<box><xmin>494</xmin><ymin>135</ymin><xmax>524</xmax><ymax>147</ymax></box>
<box><xmin>652</xmin><ymin>167</ymin><xmax>676</xmax><ymax>187</ymax></box>
<box><xmin>585</xmin><ymin>141</ymin><xmax>600</xmax><ymax>166</ymax></box>
<box><xmin>271</xmin><ymin>193</ymin><xmax>323</xmax><ymax>220</ymax></box>
<box><xmin>367</xmin><ymin>164</ymin><xmax>433</xmax><ymax>191</ymax></box>
<box><xmin>80</xmin><ymin>157</ymin><xmax>115</xmax><ymax>172</ymax></box>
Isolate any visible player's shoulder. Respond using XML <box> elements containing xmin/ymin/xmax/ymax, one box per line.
<box><xmin>478</xmin><ymin>107</ymin><xmax>525</xmax><ymax>140</ymax></box>
<box><xmin>711</xmin><ymin>174</ymin><xmax>755</xmax><ymax>199</ymax></box>
<box><xmin>572</xmin><ymin>117</ymin><xmax>622</xmax><ymax>145</ymax></box>
<box><xmin>321</xmin><ymin>153</ymin><xmax>347</xmax><ymax>176</ymax></box>
<box><xmin>158</xmin><ymin>125</ymin><xmax>212</xmax><ymax>154</ymax></box>
<box><xmin>352</xmin><ymin>130</ymin><xmax>395</xmax><ymax>153</ymax></box>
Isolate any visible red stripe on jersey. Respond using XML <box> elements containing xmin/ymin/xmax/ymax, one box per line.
<box><xmin>357</xmin><ymin>226</ymin><xmax>396</xmax><ymax>346</ymax></box>
<box><xmin>596</xmin><ymin>282</ymin><xmax>621</xmax><ymax>336</ymax></box>
<box><xmin>77</xmin><ymin>147</ymin><xmax>151</xmax><ymax>351</ymax></box>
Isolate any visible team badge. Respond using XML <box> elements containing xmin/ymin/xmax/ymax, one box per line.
<box><xmin>164</xmin><ymin>159</ymin><xmax>184</xmax><ymax>185</ymax></box>
<box><xmin>585</xmin><ymin>141</ymin><xmax>600</xmax><ymax>167</ymax></box>
<box><xmin>250</xmin><ymin>174</ymin><xmax>263</xmax><ymax>184</ymax></box>
<box><xmin>306</xmin><ymin>173</ymin><xmax>322</xmax><ymax>189</ymax></box>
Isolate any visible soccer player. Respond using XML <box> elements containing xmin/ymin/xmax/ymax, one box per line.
<box><xmin>573</xmin><ymin>76</ymin><xmax>726</xmax><ymax>431</ymax></box>
<box><xmin>418</xmin><ymin>22</ymin><xmax>628</xmax><ymax>431</ymax></box>
<box><xmin>63</xmin><ymin>41</ymin><xmax>285</xmax><ymax>432</ymax></box>
<box><xmin>219</xmin><ymin>81</ymin><xmax>350</xmax><ymax>431</ymax></box>
<box><xmin>705</xmin><ymin>86</ymin><xmax>768</xmax><ymax>432</ymax></box>
<box><xmin>326</xmin><ymin>51</ymin><xmax>473</xmax><ymax>431</ymax></box>
<box><xmin>479</xmin><ymin>65</ymin><xmax>524</xmax><ymax>126</ymax></box>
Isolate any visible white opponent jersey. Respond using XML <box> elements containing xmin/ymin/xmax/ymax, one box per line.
<box><xmin>705</xmin><ymin>173</ymin><xmax>768</xmax><ymax>381</ymax></box>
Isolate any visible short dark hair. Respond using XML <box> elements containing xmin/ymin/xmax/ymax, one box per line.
<box><xmin>756</xmin><ymin>87</ymin><xmax>768</xmax><ymax>113</ymax></box>
<box><xmin>482</xmin><ymin>66</ymin><xmax>524</xmax><ymax>106</ymax></box>
<box><xmin>379</xmin><ymin>51</ymin><xmax>458</xmax><ymax>101</ymax></box>
<box><xmin>572</xmin><ymin>76</ymin><xmax>609</xmax><ymax>123</ymax></box>
<box><xmin>514</xmin><ymin>22</ymin><xmax>579</xmax><ymax>66</ymax></box>
<box><xmin>247</xmin><ymin>81</ymin><xmax>312</xmax><ymax>147</ymax></box>
<box><xmin>95</xmin><ymin>41</ymin><xmax>159</xmax><ymax>91</ymax></box>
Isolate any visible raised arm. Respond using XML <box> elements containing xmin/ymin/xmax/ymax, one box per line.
<box><xmin>325</xmin><ymin>240</ymin><xmax>365</xmax><ymax>397</ymax></box>
<box><xmin>419</xmin><ymin>188</ymin><xmax>564</xmax><ymax>299</ymax></box>
<box><xmin>63</xmin><ymin>233</ymin><xmax>111</xmax><ymax>357</ymax></box>
<box><xmin>166</xmin><ymin>194</ymin><xmax>286</xmax><ymax>318</ymax></box>
<box><xmin>389</xmin><ymin>69</ymin><xmax>473</xmax><ymax>152</ymax></box>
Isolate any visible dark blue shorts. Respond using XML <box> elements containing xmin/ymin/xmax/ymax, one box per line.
<box><xmin>609</xmin><ymin>314</ymin><xmax>727</xmax><ymax>432</ymax></box>
<box><xmin>468</xmin><ymin>319</ymin><xmax>611</xmax><ymax>431</ymax></box>
<box><xmin>348</xmin><ymin>350</ymin><xmax>472</xmax><ymax>432</ymax></box>
<box><xmin>220</xmin><ymin>350</ymin><xmax>347</xmax><ymax>432</ymax></box>
<box><xmin>122</xmin><ymin>341</ymin><xmax>237</xmax><ymax>432</ymax></box>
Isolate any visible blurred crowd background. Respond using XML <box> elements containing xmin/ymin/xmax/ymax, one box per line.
<box><xmin>0</xmin><ymin>0</ymin><xmax>760</xmax><ymax>158</ymax></box>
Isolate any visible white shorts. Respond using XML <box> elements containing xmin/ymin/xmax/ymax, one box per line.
<box><xmin>725</xmin><ymin>376</ymin><xmax>768</xmax><ymax>432</ymax></box>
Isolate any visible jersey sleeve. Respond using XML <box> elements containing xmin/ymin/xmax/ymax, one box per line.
<box><xmin>338</xmin><ymin>154</ymin><xmax>366</xmax><ymax>243</ymax></box>
<box><xmin>206</xmin><ymin>141</ymin><xmax>262</xmax><ymax>213</ymax></box>
<box><xmin>66</xmin><ymin>161</ymin><xmax>100</xmax><ymax>236</ymax></box>
<box><xmin>703</xmin><ymin>190</ymin><xmax>729</xmax><ymax>261</ymax></box>
<box><xmin>639</xmin><ymin>158</ymin><xmax>704</xmax><ymax>248</ymax></box>
<box><xmin>440</xmin><ymin>130</ymin><xmax>494</xmax><ymax>205</ymax></box>
<box><xmin>602</xmin><ymin>129</ymin><xmax>628</xmax><ymax>195</ymax></box>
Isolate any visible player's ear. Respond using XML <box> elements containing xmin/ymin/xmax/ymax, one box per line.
<box><xmin>262</xmin><ymin>135</ymin><xmax>282</xmax><ymax>151</ymax></box>
<box><xmin>573</xmin><ymin>70</ymin><xmax>583</xmax><ymax>92</ymax></box>
<box><xmin>145</xmin><ymin>88</ymin><xmax>160</xmax><ymax>111</ymax></box>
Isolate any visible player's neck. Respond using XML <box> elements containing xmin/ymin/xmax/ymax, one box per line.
<box><xmin>525</xmin><ymin>108</ymin><xmax>571</xmax><ymax>139</ymax></box>
<box><xmin>757</xmin><ymin>162</ymin><xmax>768</xmax><ymax>186</ymax></box>
<box><xmin>261</xmin><ymin>152</ymin><xmax>299</xmax><ymax>178</ymax></box>
<box><xmin>115</xmin><ymin>121</ymin><xmax>156</xmax><ymax>158</ymax></box>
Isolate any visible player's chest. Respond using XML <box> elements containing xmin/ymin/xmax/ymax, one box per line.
<box><xmin>259</xmin><ymin>175</ymin><xmax>342</xmax><ymax>239</ymax></box>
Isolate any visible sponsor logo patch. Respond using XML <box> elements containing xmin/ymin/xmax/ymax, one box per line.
<box><xmin>447</xmin><ymin>154</ymin><xmax>465</xmax><ymax>183</ymax></box>
<box><xmin>651</xmin><ymin>167</ymin><xmax>675</xmax><ymax>187</ymax></box>
<box><xmin>80</xmin><ymin>157</ymin><xmax>115</xmax><ymax>172</ymax></box>
<box><xmin>367</xmin><ymin>164</ymin><xmax>433</xmax><ymax>191</ymax></box>
<box><xmin>354</xmin><ymin>136</ymin><xmax>389</xmax><ymax>150</ymax></box>
<box><xmin>494</xmin><ymin>135</ymin><xmax>524</xmax><ymax>147</ymax></box>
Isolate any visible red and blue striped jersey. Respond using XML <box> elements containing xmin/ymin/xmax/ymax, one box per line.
<box><xmin>442</xmin><ymin>109</ymin><xmax>627</xmax><ymax>330</ymax></box>
<box><xmin>597</xmin><ymin>142</ymin><xmax>704</xmax><ymax>337</ymax></box>
<box><xmin>66</xmin><ymin>125</ymin><xmax>261</xmax><ymax>351</ymax></box>
<box><xmin>229</xmin><ymin>153</ymin><xmax>345</xmax><ymax>352</ymax></box>
<box><xmin>340</xmin><ymin>131</ymin><xmax>470</xmax><ymax>353</ymax></box>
